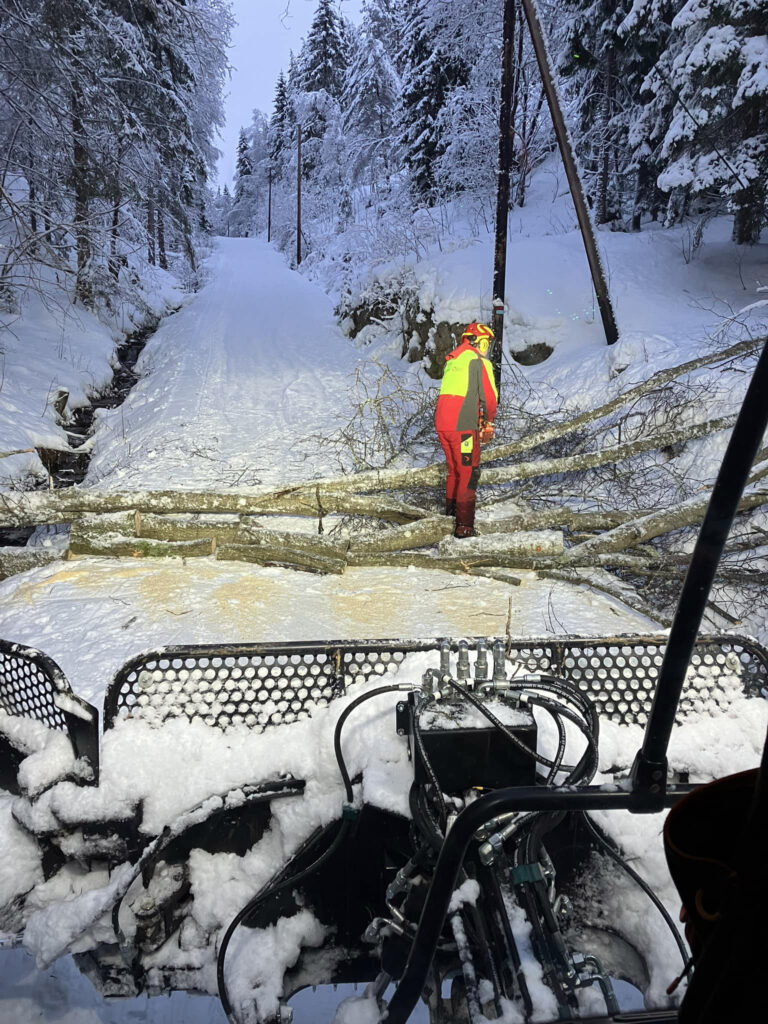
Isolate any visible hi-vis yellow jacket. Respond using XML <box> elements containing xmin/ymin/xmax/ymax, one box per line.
<box><xmin>434</xmin><ymin>341</ymin><xmax>498</xmax><ymax>432</ymax></box>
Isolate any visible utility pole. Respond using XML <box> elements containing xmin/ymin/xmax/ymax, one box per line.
<box><xmin>296</xmin><ymin>125</ymin><xmax>302</xmax><ymax>266</ymax></box>
<box><xmin>518</xmin><ymin>0</ymin><xmax>619</xmax><ymax>344</ymax></box>
<box><xmin>267</xmin><ymin>169</ymin><xmax>272</xmax><ymax>243</ymax></box>
<box><xmin>491</xmin><ymin>0</ymin><xmax>516</xmax><ymax>396</ymax></box>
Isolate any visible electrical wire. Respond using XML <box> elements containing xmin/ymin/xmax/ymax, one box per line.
<box><xmin>581</xmin><ymin>812</ymin><xmax>691</xmax><ymax>971</ymax></box>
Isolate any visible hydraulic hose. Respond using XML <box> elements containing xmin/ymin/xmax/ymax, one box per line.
<box><xmin>581</xmin><ymin>812</ymin><xmax>690</xmax><ymax>971</ymax></box>
<box><xmin>217</xmin><ymin>818</ymin><xmax>350</xmax><ymax>1023</ymax></box>
<box><xmin>219</xmin><ymin>683</ymin><xmax>414</xmax><ymax>1023</ymax></box>
<box><xmin>385</xmin><ymin>783</ymin><xmax>692</xmax><ymax>1024</ymax></box>
<box><xmin>334</xmin><ymin>683</ymin><xmax>416</xmax><ymax>802</ymax></box>
<box><xmin>413</xmin><ymin>699</ymin><xmax>448</xmax><ymax>830</ymax></box>
<box><xmin>443</xmin><ymin>676</ymin><xmax>598</xmax><ymax>781</ymax></box>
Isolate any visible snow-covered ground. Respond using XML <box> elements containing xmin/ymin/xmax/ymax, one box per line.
<box><xmin>1</xmin><ymin>211</ymin><xmax>767</xmax><ymax>1022</ymax></box>
<box><xmin>85</xmin><ymin>239</ymin><xmax>364</xmax><ymax>490</ymax></box>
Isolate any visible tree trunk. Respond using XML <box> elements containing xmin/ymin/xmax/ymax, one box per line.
<box><xmin>0</xmin><ymin>547</ymin><xmax>62</xmax><ymax>582</ymax></box>
<box><xmin>595</xmin><ymin>48</ymin><xmax>614</xmax><ymax>225</ymax></box>
<box><xmin>147</xmin><ymin>191</ymin><xmax>156</xmax><ymax>266</ymax></box>
<box><xmin>109</xmin><ymin>190</ymin><xmax>121</xmax><ymax>280</ymax></box>
<box><xmin>71</xmin><ymin>88</ymin><xmax>91</xmax><ymax>305</ymax></box>
<box><xmin>157</xmin><ymin>205</ymin><xmax>168</xmax><ymax>270</ymax></box>
<box><xmin>732</xmin><ymin>182</ymin><xmax>765</xmax><ymax>245</ymax></box>
<box><xmin>631</xmin><ymin>161</ymin><xmax>647</xmax><ymax>232</ymax></box>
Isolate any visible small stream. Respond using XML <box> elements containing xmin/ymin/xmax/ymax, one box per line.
<box><xmin>0</xmin><ymin>318</ymin><xmax>162</xmax><ymax>546</ymax></box>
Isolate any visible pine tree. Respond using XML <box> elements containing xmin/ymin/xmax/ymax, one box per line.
<box><xmin>652</xmin><ymin>0</ymin><xmax>768</xmax><ymax>243</ymax></box>
<box><xmin>269</xmin><ymin>71</ymin><xmax>291</xmax><ymax>167</ymax></box>
<box><xmin>397</xmin><ymin>1</ymin><xmax>470</xmax><ymax>200</ymax></box>
<box><xmin>234</xmin><ymin>127</ymin><xmax>253</xmax><ymax>203</ymax></box>
<box><xmin>298</xmin><ymin>0</ymin><xmax>348</xmax><ymax>99</ymax></box>
<box><xmin>343</xmin><ymin>0</ymin><xmax>401</xmax><ymax>184</ymax></box>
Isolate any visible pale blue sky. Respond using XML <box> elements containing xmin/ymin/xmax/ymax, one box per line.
<box><xmin>217</xmin><ymin>0</ymin><xmax>364</xmax><ymax>185</ymax></box>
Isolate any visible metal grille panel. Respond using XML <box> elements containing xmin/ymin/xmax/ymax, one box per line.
<box><xmin>104</xmin><ymin>634</ymin><xmax>768</xmax><ymax>732</ymax></box>
<box><xmin>0</xmin><ymin>643</ymin><xmax>71</xmax><ymax>731</ymax></box>
<box><xmin>0</xmin><ymin>640</ymin><xmax>100</xmax><ymax>781</ymax></box>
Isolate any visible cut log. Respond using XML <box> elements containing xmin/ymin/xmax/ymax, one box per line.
<box><xmin>138</xmin><ymin>512</ymin><xmax>252</xmax><ymax>545</ymax></box>
<box><xmin>233</xmin><ymin>526</ymin><xmax>350</xmax><ymax>561</ymax></box>
<box><xmin>0</xmin><ymin>489</ymin><xmax>429</xmax><ymax>529</ymax></box>
<box><xmin>438</xmin><ymin>530</ymin><xmax>564</xmax><ymax>559</ymax></box>
<box><xmin>348</xmin><ymin>516</ymin><xmax>455</xmax><ymax>556</ymax></box>
<box><xmin>215</xmin><ymin>543</ymin><xmax>346</xmax><ymax>575</ymax></box>
<box><xmin>347</xmin><ymin>550</ymin><xmax>544</xmax><ymax>571</ymax></box>
<box><xmin>475</xmin><ymin>510</ymin><xmax>651</xmax><ymax>533</ymax></box>
<box><xmin>69</xmin><ymin>530</ymin><xmax>214</xmax><ymax>559</ymax></box>
<box><xmin>0</xmin><ymin>546</ymin><xmax>63</xmax><ymax>581</ymax></box>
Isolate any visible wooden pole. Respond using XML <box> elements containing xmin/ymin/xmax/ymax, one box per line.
<box><xmin>267</xmin><ymin>170</ymin><xmax>272</xmax><ymax>243</ymax></box>
<box><xmin>296</xmin><ymin>125</ymin><xmax>302</xmax><ymax>266</ymax></box>
<box><xmin>518</xmin><ymin>0</ymin><xmax>619</xmax><ymax>345</ymax></box>
<box><xmin>491</xmin><ymin>0</ymin><xmax>516</xmax><ymax>397</ymax></box>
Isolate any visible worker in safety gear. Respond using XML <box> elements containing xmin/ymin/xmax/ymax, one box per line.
<box><xmin>434</xmin><ymin>323</ymin><xmax>498</xmax><ymax>538</ymax></box>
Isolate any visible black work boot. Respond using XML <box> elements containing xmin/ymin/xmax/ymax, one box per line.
<box><xmin>454</xmin><ymin>525</ymin><xmax>476</xmax><ymax>539</ymax></box>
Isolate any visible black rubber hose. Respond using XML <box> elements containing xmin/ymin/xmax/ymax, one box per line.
<box><xmin>441</xmin><ymin>677</ymin><xmax>562</xmax><ymax>772</ymax></box>
<box><xmin>445</xmin><ymin>677</ymin><xmax>598</xmax><ymax>781</ymax></box>
<box><xmin>522</xmin><ymin>694</ymin><xmax>598</xmax><ymax>784</ymax></box>
<box><xmin>217</xmin><ymin>818</ymin><xmax>350</xmax><ymax>1022</ymax></box>
<box><xmin>385</xmin><ymin>783</ymin><xmax>692</xmax><ymax>1024</ymax></box>
<box><xmin>581</xmin><ymin>812</ymin><xmax>691</xmax><ymax>971</ymax></box>
<box><xmin>334</xmin><ymin>684</ymin><xmax>413</xmax><ymax>802</ymax></box>
<box><xmin>413</xmin><ymin>700</ymin><xmax>448</xmax><ymax>830</ymax></box>
<box><xmin>219</xmin><ymin>684</ymin><xmax>412</xmax><ymax>1022</ymax></box>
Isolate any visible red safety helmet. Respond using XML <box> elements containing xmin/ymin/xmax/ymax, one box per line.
<box><xmin>462</xmin><ymin>322</ymin><xmax>495</xmax><ymax>356</ymax></box>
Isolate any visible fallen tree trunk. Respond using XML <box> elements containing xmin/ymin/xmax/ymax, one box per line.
<box><xmin>348</xmin><ymin>516</ymin><xmax>454</xmax><ymax>555</ymax></box>
<box><xmin>0</xmin><ymin>546</ymin><xmax>62</xmax><ymax>580</ymax></box>
<box><xmin>483</xmin><ymin>334</ymin><xmax>765</xmax><ymax>465</ymax></box>
<box><xmin>68</xmin><ymin>532</ymin><xmax>215</xmax><ymax>559</ymax></box>
<box><xmin>0</xmin><ymin>488</ymin><xmax>429</xmax><ymax>529</ymax></box>
<box><xmin>247</xmin><ymin>413</ymin><xmax>735</xmax><ymax>498</ymax></box>
<box><xmin>216</xmin><ymin>543</ymin><xmax>347</xmax><ymax>575</ymax></box>
<box><xmin>563</xmin><ymin>489</ymin><xmax>768</xmax><ymax>560</ymax></box>
<box><xmin>479</xmin><ymin>415</ymin><xmax>735</xmax><ymax>486</ymax></box>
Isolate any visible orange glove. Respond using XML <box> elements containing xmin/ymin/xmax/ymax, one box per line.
<box><xmin>479</xmin><ymin>420</ymin><xmax>495</xmax><ymax>445</ymax></box>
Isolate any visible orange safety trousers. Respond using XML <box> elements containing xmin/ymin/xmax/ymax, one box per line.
<box><xmin>437</xmin><ymin>429</ymin><xmax>481</xmax><ymax>532</ymax></box>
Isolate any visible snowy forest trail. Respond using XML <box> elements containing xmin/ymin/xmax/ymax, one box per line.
<box><xmin>86</xmin><ymin>237</ymin><xmax>360</xmax><ymax>490</ymax></box>
<box><xmin>0</xmin><ymin>239</ymin><xmax>665</xmax><ymax>710</ymax></box>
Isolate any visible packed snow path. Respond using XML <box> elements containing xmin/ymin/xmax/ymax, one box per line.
<box><xmin>86</xmin><ymin>238</ymin><xmax>362</xmax><ymax>490</ymax></box>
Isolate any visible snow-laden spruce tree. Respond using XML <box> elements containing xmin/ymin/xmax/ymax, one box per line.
<box><xmin>642</xmin><ymin>0</ymin><xmax>768</xmax><ymax>241</ymax></box>
<box><xmin>614</xmin><ymin>0</ymin><xmax>682</xmax><ymax>229</ymax></box>
<box><xmin>291</xmin><ymin>0</ymin><xmax>349</xmax><ymax>179</ymax></box>
<box><xmin>556</xmin><ymin>0</ymin><xmax>653</xmax><ymax>225</ymax></box>
<box><xmin>269</xmin><ymin>71</ymin><xmax>293</xmax><ymax>171</ymax></box>
<box><xmin>342</xmin><ymin>0</ymin><xmax>401</xmax><ymax>188</ymax></box>
<box><xmin>667</xmin><ymin>0</ymin><xmax>767</xmax><ymax>242</ymax></box>
<box><xmin>396</xmin><ymin>0</ymin><xmax>470</xmax><ymax>201</ymax></box>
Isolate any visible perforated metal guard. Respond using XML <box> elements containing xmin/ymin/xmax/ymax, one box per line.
<box><xmin>0</xmin><ymin>639</ymin><xmax>100</xmax><ymax>780</ymax></box>
<box><xmin>0</xmin><ymin>641</ymin><xmax>72</xmax><ymax>730</ymax></box>
<box><xmin>103</xmin><ymin>634</ymin><xmax>768</xmax><ymax>732</ymax></box>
